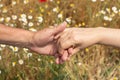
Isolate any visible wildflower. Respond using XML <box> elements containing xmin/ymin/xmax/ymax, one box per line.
<box><xmin>37</xmin><ymin>16</ymin><xmax>43</xmax><ymax>23</ymax></box>
<box><xmin>29</xmin><ymin>28</ymin><xmax>37</xmax><ymax>32</ymax></box>
<box><xmin>38</xmin><ymin>58</ymin><xmax>41</xmax><ymax>61</ymax></box>
<box><xmin>85</xmin><ymin>48</ymin><xmax>89</xmax><ymax>52</ymax></box>
<box><xmin>24</xmin><ymin>0</ymin><xmax>29</xmax><ymax>4</ymax></box>
<box><xmin>0</xmin><ymin>70</ymin><xmax>1</xmax><ymax>74</ymax></box>
<box><xmin>70</xmin><ymin>4</ymin><xmax>75</xmax><ymax>8</ymax></box>
<box><xmin>112</xmin><ymin>6</ymin><xmax>118</xmax><ymax>14</ymax></box>
<box><xmin>78</xmin><ymin>62</ymin><xmax>82</xmax><ymax>66</ymax></box>
<box><xmin>12</xmin><ymin>15</ymin><xmax>17</xmax><ymax>20</ymax></box>
<box><xmin>0</xmin><ymin>4</ymin><xmax>3</xmax><ymax>8</ymax></box>
<box><xmin>57</xmin><ymin>1</ymin><xmax>60</xmax><ymax>4</ymax></box>
<box><xmin>82</xmin><ymin>22</ymin><xmax>85</xmax><ymax>26</ymax></box>
<box><xmin>53</xmin><ymin>7</ymin><xmax>59</xmax><ymax>13</ymax></box>
<box><xmin>58</xmin><ymin>13</ymin><xmax>63</xmax><ymax>19</ymax></box>
<box><xmin>12</xmin><ymin>1</ymin><xmax>17</xmax><ymax>5</ymax></box>
<box><xmin>28</xmin><ymin>15</ymin><xmax>33</xmax><ymax>20</ymax></box>
<box><xmin>91</xmin><ymin>0</ymin><xmax>96</xmax><ymax>2</ymax></box>
<box><xmin>39</xmin><ymin>0</ymin><xmax>47</xmax><ymax>3</ymax></box>
<box><xmin>106</xmin><ymin>8</ymin><xmax>111</xmax><ymax>13</ymax></box>
<box><xmin>50</xmin><ymin>60</ymin><xmax>53</xmax><ymax>64</ymax></box>
<box><xmin>9</xmin><ymin>46</ymin><xmax>19</xmax><ymax>52</ymax></box>
<box><xmin>39</xmin><ymin>7</ymin><xmax>44</xmax><ymax>12</ymax></box>
<box><xmin>0</xmin><ymin>44</ymin><xmax>6</xmax><ymax>48</ymax></box>
<box><xmin>100</xmin><ymin>10</ymin><xmax>106</xmax><ymax>14</ymax></box>
<box><xmin>20</xmin><ymin>14</ymin><xmax>27</xmax><ymax>18</ymax></box>
<box><xmin>28</xmin><ymin>22</ymin><xmax>34</xmax><ymax>27</ymax></box>
<box><xmin>5</xmin><ymin>17</ymin><xmax>11</xmax><ymax>22</ymax></box>
<box><xmin>66</xmin><ymin>17</ymin><xmax>72</xmax><ymax>24</ymax></box>
<box><xmin>0</xmin><ymin>17</ymin><xmax>4</xmax><ymax>22</ymax></box>
<box><xmin>104</xmin><ymin>16</ymin><xmax>109</xmax><ymax>21</ymax></box>
<box><xmin>23</xmin><ymin>48</ymin><xmax>29</xmax><ymax>53</ymax></box>
<box><xmin>27</xmin><ymin>53</ymin><xmax>32</xmax><ymax>58</ymax></box>
<box><xmin>18</xmin><ymin>59</ymin><xmax>24</xmax><ymax>65</ymax></box>
<box><xmin>12</xmin><ymin>62</ymin><xmax>16</xmax><ymax>67</ymax></box>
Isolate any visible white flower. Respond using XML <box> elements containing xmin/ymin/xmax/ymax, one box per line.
<box><xmin>0</xmin><ymin>70</ymin><xmax>1</xmax><ymax>74</ymax></box>
<box><xmin>66</xmin><ymin>18</ymin><xmax>71</xmax><ymax>23</ymax></box>
<box><xmin>0</xmin><ymin>17</ymin><xmax>4</xmax><ymax>22</ymax></box>
<box><xmin>21</xmin><ymin>14</ymin><xmax>27</xmax><ymax>18</ymax></box>
<box><xmin>5</xmin><ymin>17</ymin><xmax>11</xmax><ymax>22</ymax></box>
<box><xmin>9</xmin><ymin>46</ymin><xmax>19</xmax><ymax>52</ymax></box>
<box><xmin>12</xmin><ymin>1</ymin><xmax>17</xmax><ymax>5</ymax></box>
<box><xmin>29</xmin><ymin>28</ymin><xmax>37</xmax><ymax>32</ymax></box>
<box><xmin>18</xmin><ymin>59</ymin><xmax>24</xmax><ymax>65</ymax></box>
<box><xmin>103</xmin><ymin>16</ymin><xmax>112</xmax><ymax>21</ymax></box>
<box><xmin>28</xmin><ymin>22</ymin><xmax>34</xmax><ymax>27</ymax></box>
<box><xmin>12</xmin><ymin>62</ymin><xmax>16</xmax><ymax>67</ymax></box>
<box><xmin>0</xmin><ymin>56</ymin><xmax>2</xmax><ymax>60</ymax></box>
<box><xmin>58</xmin><ymin>14</ymin><xmax>63</xmax><ymax>18</ymax></box>
<box><xmin>24</xmin><ymin>0</ymin><xmax>29</xmax><ymax>4</ymax></box>
<box><xmin>19</xmin><ymin>17</ymin><xmax>27</xmax><ymax>23</ymax></box>
<box><xmin>100</xmin><ymin>10</ymin><xmax>106</xmax><ymax>14</ymax></box>
<box><xmin>112</xmin><ymin>6</ymin><xmax>118</xmax><ymax>13</ymax></box>
<box><xmin>23</xmin><ymin>48</ymin><xmax>28</xmax><ymax>53</ymax></box>
<box><xmin>108</xmin><ymin>17</ymin><xmax>112</xmax><ymax>21</ymax></box>
<box><xmin>0</xmin><ymin>44</ymin><xmax>6</xmax><ymax>48</ymax></box>
<box><xmin>27</xmin><ymin>53</ymin><xmax>32</xmax><ymax>58</ymax></box>
<box><xmin>0</xmin><ymin>4</ymin><xmax>3</xmax><ymax>8</ymax></box>
<box><xmin>12</xmin><ymin>15</ymin><xmax>17</xmax><ymax>20</ymax></box>
<box><xmin>92</xmin><ymin>0</ymin><xmax>96</xmax><ymax>2</ymax></box>
<box><xmin>37</xmin><ymin>17</ymin><xmax>43</xmax><ymax>23</ymax></box>
<box><xmin>78</xmin><ymin>62</ymin><xmax>82</xmax><ymax>66</ymax></box>
<box><xmin>28</xmin><ymin>15</ymin><xmax>33</xmax><ymax>19</ymax></box>
<box><xmin>53</xmin><ymin>7</ymin><xmax>59</xmax><ymax>12</ymax></box>
<box><xmin>38</xmin><ymin>58</ymin><xmax>41</xmax><ymax>61</ymax></box>
<box><xmin>10</xmin><ymin>24</ymin><xmax>15</xmax><ymax>27</ymax></box>
<box><xmin>104</xmin><ymin>16</ymin><xmax>109</xmax><ymax>21</ymax></box>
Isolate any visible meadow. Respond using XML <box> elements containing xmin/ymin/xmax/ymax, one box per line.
<box><xmin>0</xmin><ymin>0</ymin><xmax>120</xmax><ymax>80</ymax></box>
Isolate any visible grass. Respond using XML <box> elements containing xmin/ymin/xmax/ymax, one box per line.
<box><xmin>0</xmin><ymin>0</ymin><xmax>120</xmax><ymax>80</ymax></box>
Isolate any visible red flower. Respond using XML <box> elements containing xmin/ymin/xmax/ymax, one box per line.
<box><xmin>39</xmin><ymin>0</ymin><xmax>47</xmax><ymax>3</ymax></box>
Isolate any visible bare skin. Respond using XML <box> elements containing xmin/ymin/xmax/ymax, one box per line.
<box><xmin>0</xmin><ymin>22</ymin><xmax>67</xmax><ymax>56</ymax></box>
<box><xmin>57</xmin><ymin>27</ymin><xmax>120</xmax><ymax>63</ymax></box>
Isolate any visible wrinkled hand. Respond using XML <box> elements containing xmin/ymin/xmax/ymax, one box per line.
<box><xmin>29</xmin><ymin>22</ymin><xmax>67</xmax><ymax>56</ymax></box>
<box><xmin>57</xmin><ymin>28</ymin><xmax>100</xmax><ymax>63</ymax></box>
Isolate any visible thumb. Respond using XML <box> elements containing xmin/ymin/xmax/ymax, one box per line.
<box><xmin>52</xmin><ymin>22</ymin><xmax>67</xmax><ymax>35</ymax></box>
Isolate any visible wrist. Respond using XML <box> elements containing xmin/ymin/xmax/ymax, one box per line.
<box><xmin>25</xmin><ymin>31</ymin><xmax>36</xmax><ymax>48</ymax></box>
<box><xmin>95</xmin><ymin>27</ymin><xmax>106</xmax><ymax>44</ymax></box>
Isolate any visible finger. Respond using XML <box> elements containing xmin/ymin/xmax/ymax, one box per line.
<box><xmin>52</xmin><ymin>22</ymin><xmax>67</xmax><ymax>35</ymax></box>
<box><xmin>54</xmin><ymin>28</ymin><xmax>70</xmax><ymax>40</ymax></box>
<box><xmin>68</xmin><ymin>47</ymin><xmax>74</xmax><ymax>55</ymax></box>
<box><xmin>72</xmin><ymin>46</ymin><xmax>81</xmax><ymax>55</ymax></box>
<box><xmin>54</xmin><ymin>33</ymin><xmax>62</xmax><ymax>40</ymax></box>
<box><xmin>55</xmin><ymin>57</ymin><xmax>60</xmax><ymax>64</ymax></box>
<box><xmin>61</xmin><ymin>50</ymin><xmax>69</xmax><ymax>61</ymax></box>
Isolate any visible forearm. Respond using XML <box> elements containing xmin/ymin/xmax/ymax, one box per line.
<box><xmin>97</xmin><ymin>27</ymin><xmax>120</xmax><ymax>48</ymax></box>
<box><xmin>0</xmin><ymin>24</ymin><xmax>34</xmax><ymax>48</ymax></box>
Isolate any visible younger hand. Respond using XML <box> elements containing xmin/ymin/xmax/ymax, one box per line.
<box><xmin>57</xmin><ymin>28</ymin><xmax>101</xmax><ymax>62</ymax></box>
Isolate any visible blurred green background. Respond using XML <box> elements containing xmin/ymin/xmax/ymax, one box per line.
<box><xmin>0</xmin><ymin>0</ymin><xmax>120</xmax><ymax>80</ymax></box>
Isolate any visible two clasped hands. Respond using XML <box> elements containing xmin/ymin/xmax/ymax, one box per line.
<box><xmin>0</xmin><ymin>22</ymin><xmax>120</xmax><ymax>64</ymax></box>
